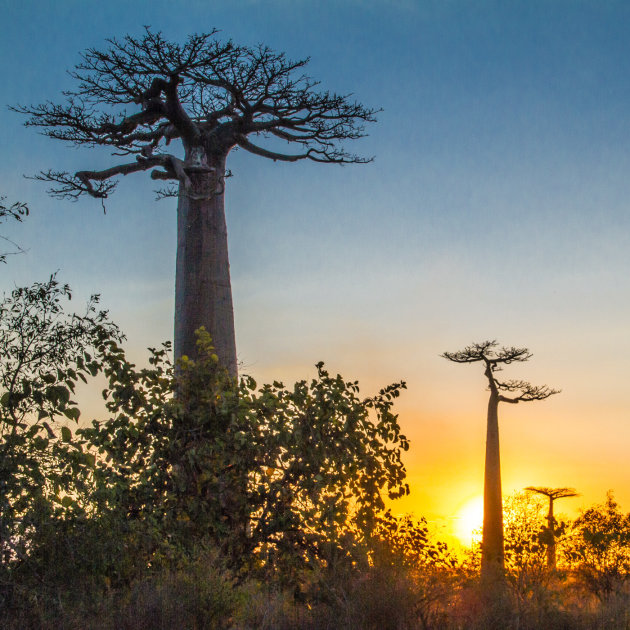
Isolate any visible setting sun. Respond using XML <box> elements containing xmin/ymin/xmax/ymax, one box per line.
<box><xmin>453</xmin><ymin>496</ymin><xmax>484</xmax><ymax>547</ymax></box>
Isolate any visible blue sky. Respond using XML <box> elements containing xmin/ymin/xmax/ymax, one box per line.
<box><xmin>2</xmin><ymin>0</ymin><xmax>630</xmax><ymax>536</ymax></box>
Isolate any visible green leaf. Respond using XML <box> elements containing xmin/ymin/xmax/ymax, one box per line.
<box><xmin>46</xmin><ymin>385</ymin><xmax>71</xmax><ymax>410</ymax></box>
<box><xmin>84</xmin><ymin>453</ymin><xmax>96</xmax><ymax>467</ymax></box>
<box><xmin>63</xmin><ymin>407</ymin><xmax>81</xmax><ymax>422</ymax></box>
<box><xmin>61</xmin><ymin>426</ymin><xmax>72</xmax><ymax>443</ymax></box>
<box><xmin>33</xmin><ymin>436</ymin><xmax>49</xmax><ymax>450</ymax></box>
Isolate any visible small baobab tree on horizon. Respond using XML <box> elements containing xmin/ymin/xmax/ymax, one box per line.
<box><xmin>526</xmin><ymin>486</ymin><xmax>579</xmax><ymax>570</ymax></box>
<box><xmin>442</xmin><ymin>341</ymin><xmax>560</xmax><ymax>584</ymax></box>
<box><xmin>13</xmin><ymin>28</ymin><xmax>377</xmax><ymax>377</ymax></box>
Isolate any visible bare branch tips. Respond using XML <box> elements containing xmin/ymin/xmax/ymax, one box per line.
<box><xmin>27</xmin><ymin>171</ymin><xmax>117</xmax><ymax>201</ymax></box>
<box><xmin>496</xmin><ymin>379</ymin><xmax>561</xmax><ymax>403</ymax></box>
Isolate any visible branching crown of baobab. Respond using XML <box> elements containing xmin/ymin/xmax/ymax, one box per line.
<box><xmin>13</xmin><ymin>28</ymin><xmax>378</xmax><ymax>201</ymax></box>
<box><xmin>525</xmin><ymin>487</ymin><xmax>579</xmax><ymax>501</ymax></box>
<box><xmin>442</xmin><ymin>340</ymin><xmax>560</xmax><ymax>403</ymax></box>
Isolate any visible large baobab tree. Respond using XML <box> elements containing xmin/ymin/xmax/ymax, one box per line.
<box><xmin>526</xmin><ymin>486</ymin><xmax>578</xmax><ymax>570</ymax></box>
<box><xmin>14</xmin><ymin>29</ymin><xmax>377</xmax><ymax>377</ymax></box>
<box><xmin>442</xmin><ymin>341</ymin><xmax>559</xmax><ymax>583</ymax></box>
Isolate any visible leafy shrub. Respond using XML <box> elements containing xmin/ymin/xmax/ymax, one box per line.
<box><xmin>103</xmin><ymin>550</ymin><xmax>239</xmax><ymax>630</ymax></box>
<box><xmin>564</xmin><ymin>492</ymin><xmax>630</xmax><ymax>601</ymax></box>
<box><xmin>80</xmin><ymin>328</ymin><xmax>410</xmax><ymax>582</ymax></box>
<box><xmin>0</xmin><ymin>276</ymin><xmax>122</xmax><ymax>623</ymax></box>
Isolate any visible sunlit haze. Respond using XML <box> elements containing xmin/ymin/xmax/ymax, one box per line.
<box><xmin>453</xmin><ymin>495</ymin><xmax>484</xmax><ymax>548</ymax></box>
<box><xmin>2</xmin><ymin>0</ymin><xmax>630</xmax><ymax>546</ymax></box>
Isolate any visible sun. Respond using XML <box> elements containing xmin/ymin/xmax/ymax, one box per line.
<box><xmin>453</xmin><ymin>495</ymin><xmax>484</xmax><ymax>547</ymax></box>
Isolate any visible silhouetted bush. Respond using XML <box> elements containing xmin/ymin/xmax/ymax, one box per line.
<box><xmin>5</xmin><ymin>281</ymin><xmax>630</xmax><ymax>628</ymax></box>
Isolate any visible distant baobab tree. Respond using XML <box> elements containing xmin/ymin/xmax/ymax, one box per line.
<box><xmin>14</xmin><ymin>28</ymin><xmax>377</xmax><ymax>377</ymax></box>
<box><xmin>442</xmin><ymin>341</ymin><xmax>560</xmax><ymax>584</ymax></box>
<box><xmin>526</xmin><ymin>486</ymin><xmax>578</xmax><ymax>570</ymax></box>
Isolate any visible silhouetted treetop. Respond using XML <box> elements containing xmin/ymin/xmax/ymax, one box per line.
<box><xmin>13</xmin><ymin>28</ymin><xmax>378</xmax><ymax>200</ymax></box>
<box><xmin>442</xmin><ymin>340</ymin><xmax>531</xmax><ymax>366</ymax></box>
<box><xmin>526</xmin><ymin>487</ymin><xmax>579</xmax><ymax>501</ymax></box>
<box><xmin>442</xmin><ymin>340</ymin><xmax>560</xmax><ymax>404</ymax></box>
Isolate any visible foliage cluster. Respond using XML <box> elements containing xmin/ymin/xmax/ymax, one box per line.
<box><xmin>0</xmin><ymin>277</ymin><xmax>122</xmax><ymax>608</ymax></box>
<box><xmin>0</xmin><ymin>197</ymin><xmax>28</xmax><ymax>264</ymax></box>
<box><xmin>0</xmin><ymin>278</ymin><xmax>420</xmax><ymax>627</ymax></box>
<box><xmin>79</xmin><ymin>328</ymin><xmax>411</xmax><ymax>570</ymax></box>
<box><xmin>565</xmin><ymin>492</ymin><xmax>630</xmax><ymax>601</ymax></box>
<box><xmin>3</xmin><ymin>281</ymin><xmax>630</xmax><ymax>628</ymax></box>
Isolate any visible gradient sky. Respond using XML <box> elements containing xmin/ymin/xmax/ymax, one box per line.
<box><xmin>2</xmin><ymin>0</ymin><xmax>630</xmax><ymax>543</ymax></box>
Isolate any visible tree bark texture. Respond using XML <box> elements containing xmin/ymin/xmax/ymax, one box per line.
<box><xmin>174</xmin><ymin>152</ymin><xmax>237</xmax><ymax>378</ymax></box>
<box><xmin>481</xmin><ymin>391</ymin><xmax>505</xmax><ymax>582</ymax></box>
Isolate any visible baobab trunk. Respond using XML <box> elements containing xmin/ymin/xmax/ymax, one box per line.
<box><xmin>174</xmin><ymin>152</ymin><xmax>237</xmax><ymax>378</ymax></box>
<box><xmin>482</xmin><ymin>390</ymin><xmax>505</xmax><ymax>582</ymax></box>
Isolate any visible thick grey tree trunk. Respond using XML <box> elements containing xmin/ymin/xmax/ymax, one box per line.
<box><xmin>481</xmin><ymin>391</ymin><xmax>505</xmax><ymax>583</ymax></box>
<box><xmin>174</xmin><ymin>152</ymin><xmax>237</xmax><ymax>378</ymax></box>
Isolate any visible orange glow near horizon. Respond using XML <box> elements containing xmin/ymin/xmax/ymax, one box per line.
<box><xmin>453</xmin><ymin>495</ymin><xmax>483</xmax><ymax>547</ymax></box>
<box><xmin>387</xmin><ymin>389</ymin><xmax>630</xmax><ymax>546</ymax></box>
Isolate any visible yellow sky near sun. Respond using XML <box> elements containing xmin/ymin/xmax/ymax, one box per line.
<box><xmin>390</xmin><ymin>399</ymin><xmax>630</xmax><ymax>547</ymax></box>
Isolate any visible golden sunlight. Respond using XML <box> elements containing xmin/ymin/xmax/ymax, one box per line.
<box><xmin>453</xmin><ymin>495</ymin><xmax>483</xmax><ymax>547</ymax></box>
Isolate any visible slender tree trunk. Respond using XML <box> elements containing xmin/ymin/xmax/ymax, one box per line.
<box><xmin>174</xmin><ymin>152</ymin><xmax>237</xmax><ymax>377</ymax></box>
<box><xmin>547</xmin><ymin>498</ymin><xmax>556</xmax><ymax>569</ymax></box>
<box><xmin>481</xmin><ymin>391</ymin><xmax>505</xmax><ymax>583</ymax></box>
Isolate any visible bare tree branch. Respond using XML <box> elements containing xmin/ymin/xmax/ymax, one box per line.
<box><xmin>27</xmin><ymin>170</ymin><xmax>117</xmax><ymax>201</ymax></box>
<box><xmin>154</xmin><ymin>184</ymin><xmax>179</xmax><ymax>201</ymax></box>
<box><xmin>236</xmin><ymin>136</ymin><xmax>306</xmax><ymax>162</ymax></box>
<box><xmin>496</xmin><ymin>379</ymin><xmax>560</xmax><ymax>402</ymax></box>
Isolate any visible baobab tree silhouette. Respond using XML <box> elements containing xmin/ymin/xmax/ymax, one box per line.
<box><xmin>526</xmin><ymin>486</ymin><xmax>578</xmax><ymax>570</ymax></box>
<box><xmin>14</xmin><ymin>29</ymin><xmax>377</xmax><ymax>376</ymax></box>
<box><xmin>442</xmin><ymin>341</ymin><xmax>559</xmax><ymax>584</ymax></box>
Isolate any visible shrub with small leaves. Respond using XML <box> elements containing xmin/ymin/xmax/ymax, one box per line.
<box><xmin>0</xmin><ymin>275</ymin><xmax>122</xmax><ymax>619</ymax></box>
<box><xmin>565</xmin><ymin>492</ymin><xmax>630</xmax><ymax>600</ymax></box>
<box><xmin>79</xmin><ymin>328</ymin><xmax>410</xmax><ymax>583</ymax></box>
